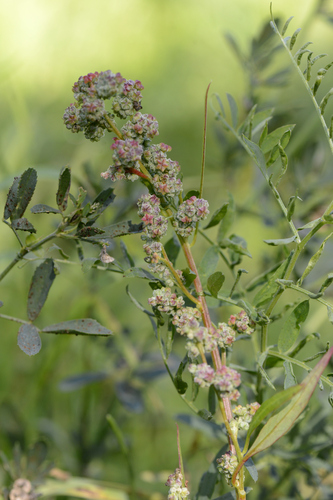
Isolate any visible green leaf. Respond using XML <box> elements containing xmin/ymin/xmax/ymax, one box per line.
<box><xmin>81</xmin><ymin>258</ymin><xmax>99</xmax><ymax>273</ymax></box>
<box><xmin>319</xmin><ymin>272</ymin><xmax>333</xmax><ymax>293</ymax></box>
<box><xmin>260</xmin><ymin>125</ymin><xmax>295</xmax><ymax>154</ymax></box>
<box><xmin>17</xmin><ymin>324</ymin><xmax>42</xmax><ymax>356</ymax></box>
<box><xmin>184</xmin><ymin>190</ymin><xmax>200</xmax><ymax>201</ymax></box>
<box><xmin>120</xmin><ymin>240</ymin><xmax>135</xmax><ymax>268</ymax></box>
<box><xmin>175</xmin><ymin>355</ymin><xmax>189</xmax><ymax>395</ymax></box>
<box><xmin>77</xmin><ymin>226</ymin><xmax>106</xmax><ymax>238</ymax></box>
<box><xmin>226</xmin><ymin>93</ymin><xmax>238</xmax><ymax>128</ymax></box>
<box><xmin>11</xmin><ymin>168</ymin><xmax>38</xmax><ymax>220</ymax></box>
<box><xmin>207</xmin><ymin>271</ymin><xmax>225</xmax><ymax>298</ymax></box>
<box><xmin>242</xmin><ymin>136</ymin><xmax>267</xmax><ymax>173</ymax></box>
<box><xmin>289</xmin><ymin>28</ymin><xmax>301</xmax><ymax>51</ymax></box>
<box><xmin>319</xmin><ymin>88</ymin><xmax>333</xmax><ymax>115</ymax></box>
<box><xmin>281</xmin><ymin>16</ymin><xmax>294</xmax><ymax>37</ymax></box>
<box><xmin>204</xmin><ymin>203</ymin><xmax>228</xmax><ymax>229</ymax></box>
<box><xmin>327</xmin><ymin>306</ymin><xmax>333</xmax><ymax>324</ymax></box>
<box><xmin>198</xmin><ymin>246</ymin><xmax>220</xmax><ymax>287</ymax></box>
<box><xmin>27</xmin><ymin>259</ymin><xmax>56</xmax><ymax>321</ymax></box>
<box><xmin>30</xmin><ymin>204</ymin><xmax>61</xmax><ymax>214</ymax></box>
<box><xmin>164</xmin><ymin>236</ymin><xmax>181</xmax><ymax>266</ymax></box>
<box><xmin>124</xmin><ymin>267</ymin><xmax>162</xmax><ymax>282</ymax></box>
<box><xmin>3</xmin><ymin>176</ymin><xmax>20</xmax><ymax>220</ymax></box>
<box><xmin>59</xmin><ymin>372</ymin><xmax>108</xmax><ymax>392</ymax></box>
<box><xmin>217</xmin><ymin>193</ymin><xmax>234</xmax><ymax>241</ymax></box>
<box><xmin>56</xmin><ymin>167</ymin><xmax>71</xmax><ymax>211</ymax></box>
<box><xmin>182</xmin><ymin>267</ymin><xmax>197</xmax><ymax>287</ymax></box>
<box><xmin>253</xmin><ymin>254</ymin><xmax>293</xmax><ymax>307</ymax></box>
<box><xmin>283</xmin><ymin>361</ymin><xmax>298</xmax><ymax>389</ymax></box>
<box><xmin>299</xmin><ymin>233</ymin><xmax>333</xmax><ymax>286</ymax></box>
<box><xmin>245</xmin><ymin>346</ymin><xmax>333</xmax><ymax>460</ymax></box>
<box><xmin>11</xmin><ymin>218</ymin><xmax>36</xmax><ymax>233</ymax></box>
<box><xmin>80</xmin><ymin>221</ymin><xmax>144</xmax><ymax>243</ymax></box>
<box><xmin>263</xmin><ymin>236</ymin><xmax>297</xmax><ymax>246</ymax></box>
<box><xmin>278</xmin><ymin>300</ymin><xmax>310</xmax><ymax>353</ymax></box>
<box><xmin>42</xmin><ymin>319</ymin><xmax>112</xmax><ymax>336</ymax></box>
<box><xmin>244</xmin><ymin>384</ymin><xmax>301</xmax><ymax>449</ymax></box>
<box><xmin>219</xmin><ymin>235</ymin><xmax>252</xmax><ymax>257</ymax></box>
<box><xmin>258</xmin><ymin>121</ymin><xmax>268</xmax><ymax>147</ymax></box>
<box><xmin>208</xmin><ymin>385</ymin><xmax>216</xmax><ymax>415</ymax></box>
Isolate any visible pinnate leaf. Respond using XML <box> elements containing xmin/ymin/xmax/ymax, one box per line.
<box><xmin>17</xmin><ymin>324</ymin><xmax>42</xmax><ymax>356</ymax></box>
<box><xmin>27</xmin><ymin>259</ymin><xmax>56</xmax><ymax>321</ymax></box>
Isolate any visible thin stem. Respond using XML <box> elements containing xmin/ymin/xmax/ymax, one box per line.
<box><xmin>0</xmin><ymin>314</ymin><xmax>30</xmax><ymax>325</ymax></box>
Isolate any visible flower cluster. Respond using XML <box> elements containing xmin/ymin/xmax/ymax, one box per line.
<box><xmin>102</xmin><ymin>139</ymin><xmax>143</xmax><ymax>182</ymax></box>
<box><xmin>228</xmin><ymin>310</ymin><xmax>256</xmax><ymax>335</ymax></box>
<box><xmin>173</xmin><ymin>196</ymin><xmax>210</xmax><ymax>238</ymax></box>
<box><xmin>148</xmin><ymin>287</ymin><xmax>185</xmax><ymax>314</ymax></box>
<box><xmin>231</xmin><ymin>402</ymin><xmax>261</xmax><ymax>432</ymax></box>
<box><xmin>165</xmin><ymin>469</ymin><xmax>190</xmax><ymax>500</ymax></box>
<box><xmin>121</xmin><ymin>112</ymin><xmax>159</xmax><ymax>143</ymax></box>
<box><xmin>9</xmin><ymin>479</ymin><xmax>37</xmax><ymax>500</ymax></box>
<box><xmin>188</xmin><ymin>363</ymin><xmax>241</xmax><ymax>400</ymax></box>
<box><xmin>142</xmin><ymin>143</ymin><xmax>183</xmax><ymax>196</ymax></box>
<box><xmin>217</xmin><ymin>451</ymin><xmax>239</xmax><ymax>487</ymax></box>
<box><xmin>63</xmin><ymin>71</ymin><xmax>143</xmax><ymax>141</ymax></box>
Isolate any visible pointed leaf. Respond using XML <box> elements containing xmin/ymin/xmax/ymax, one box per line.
<box><xmin>217</xmin><ymin>194</ymin><xmax>234</xmax><ymax>241</ymax></box>
<box><xmin>320</xmin><ymin>272</ymin><xmax>333</xmax><ymax>293</ymax></box>
<box><xmin>244</xmin><ymin>384</ymin><xmax>302</xmax><ymax>448</ymax></box>
<box><xmin>27</xmin><ymin>259</ymin><xmax>56</xmax><ymax>321</ymax></box>
<box><xmin>242</xmin><ymin>136</ymin><xmax>267</xmax><ymax>173</ymax></box>
<box><xmin>17</xmin><ymin>324</ymin><xmax>42</xmax><ymax>356</ymax></box>
<box><xmin>3</xmin><ymin>176</ymin><xmax>20</xmax><ymax>220</ymax></box>
<box><xmin>299</xmin><ymin>233</ymin><xmax>333</xmax><ymax>285</ymax></box>
<box><xmin>281</xmin><ymin>16</ymin><xmax>294</xmax><ymax>37</ymax></box>
<box><xmin>124</xmin><ymin>267</ymin><xmax>162</xmax><ymax>281</ymax></box>
<box><xmin>11</xmin><ymin>218</ymin><xmax>36</xmax><ymax>233</ymax></box>
<box><xmin>11</xmin><ymin>168</ymin><xmax>37</xmax><ymax>220</ymax></box>
<box><xmin>207</xmin><ymin>272</ymin><xmax>225</xmax><ymax>298</ymax></box>
<box><xmin>245</xmin><ymin>346</ymin><xmax>333</xmax><ymax>460</ymax></box>
<box><xmin>42</xmin><ymin>319</ymin><xmax>112</xmax><ymax>336</ymax></box>
<box><xmin>253</xmin><ymin>254</ymin><xmax>293</xmax><ymax>307</ymax></box>
<box><xmin>56</xmin><ymin>167</ymin><xmax>71</xmax><ymax>211</ymax></box>
<box><xmin>204</xmin><ymin>202</ymin><xmax>228</xmax><ymax>229</ymax></box>
<box><xmin>289</xmin><ymin>28</ymin><xmax>301</xmax><ymax>51</ymax></box>
<box><xmin>226</xmin><ymin>93</ymin><xmax>238</xmax><ymax>128</ymax></box>
<box><xmin>30</xmin><ymin>204</ymin><xmax>61</xmax><ymax>214</ymax></box>
<box><xmin>120</xmin><ymin>240</ymin><xmax>135</xmax><ymax>268</ymax></box>
<box><xmin>263</xmin><ymin>236</ymin><xmax>297</xmax><ymax>246</ymax></box>
<box><xmin>283</xmin><ymin>361</ymin><xmax>298</xmax><ymax>389</ymax></box>
<box><xmin>182</xmin><ymin>267</ymin><xmax>197</xmax><ymax>287</ymax></box>
<box><xmin>219</xmin><ymin>235</ymin><xmax>251</xmax><ymax>257</ymax></box>
<box><xmin>164</xmin><ymin>235</ymin><xmax>181</xmax><ymax>266</ymax></box>
<box><xmin>278</xmin><ymin>300</ymin><xmax>309</xmax><ymax>353</ymax></box>
<box><xmin>261</xmin><ymin>125</ymin><xmax>295</xmax><ymax>154</ymax></box>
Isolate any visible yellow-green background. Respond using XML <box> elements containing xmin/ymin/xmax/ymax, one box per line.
<box><xmin>1</xmin><ymin>0</ymin><xmax>333</xmax><ymax>498</ymax></box>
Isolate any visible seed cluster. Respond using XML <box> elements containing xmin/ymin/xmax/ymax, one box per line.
<box><xmin>165</xmin><ymin>469</ymin><xmax>190</xmax><ymax>500</ymax></box>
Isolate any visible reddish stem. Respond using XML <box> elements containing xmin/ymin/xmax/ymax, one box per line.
<box><xmin>127</xmin><ymin>167</ymin><xmax>149</xmax><ymax>179</ymax></box>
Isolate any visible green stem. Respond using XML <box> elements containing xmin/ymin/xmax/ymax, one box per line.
<box><xmin>0</xmin><ymin>314</ymin><xmax>30</xmax><ymax>325</ymax></box>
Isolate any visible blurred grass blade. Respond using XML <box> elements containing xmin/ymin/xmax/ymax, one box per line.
<box><xmin>37</xmin><ymin>478</ymin><xmax>129</xmax><ymax>500</ymax></box>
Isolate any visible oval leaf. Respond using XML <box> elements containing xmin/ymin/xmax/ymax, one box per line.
<box><xmin>278</xmin><ymin>300</ymin><xmax>309</xmax><ymax>353</ymax></box>
<box><xmin>204</xmin><ymin>203</ymin><xmax>228</xmax><ymax>229</ymax></box>
<box><xmin>42</xmin><ymin>318</ymin><xmax>112</xmax><ymax>336</ymax></box>
<box><xmin>81</xmin><ymin>221</ymin><xmax>144</xmax><ymax>243</ymax></box>
<box><xmin>17</xmin><ymin>324</ymin><xmax>42</xmax><ymax>356</ymax></box>
<box><xmin>30</xmin><ymin>204</ymin><xmax>61</xmax><ymax>214</ymax></box>
<box><xmin>207</xmin><ymin>271</ymin><xmax>225</xmax><ymax>298</ymax></box>
<box><xmin>245</xmin><ymin>346</ymin><xmax>333</xmax><ymax>460</ymax></box>
<box><xmin>11</xmin><ymin>218</ymin><xmax>36</xmax><ymax>233</ymax></box>
<box><xmin>3</xmin><ymin>176</ymin><xmax>20</xmax><ymax>220</ymax></box>
<box><xmin>27</xmin><ymin>259</ymin><xmax>56</xmax><ymax>321</ymax></box>
<box><xmin>56</xmin><ymin>167</ymin><xmax>71</xmax><ymax>211</ymax></box>
<box><xmin>11</xmin><ymin>168</ymin><xmax>37</xmax><ymax>220</ymax></box>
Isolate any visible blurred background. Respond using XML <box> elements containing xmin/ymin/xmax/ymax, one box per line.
<box><xmin>1</xmin><ymin>0</ymin><xmax>333</xmax><ymax>498</ymax></box>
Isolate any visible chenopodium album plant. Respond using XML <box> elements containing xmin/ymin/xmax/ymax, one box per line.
<box><xmin>1</xmin><ymin>8</ymin><xmax>333</xmax><ymax>500</ymax></box>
